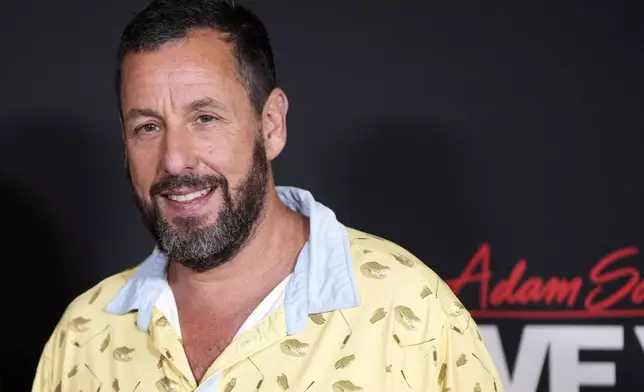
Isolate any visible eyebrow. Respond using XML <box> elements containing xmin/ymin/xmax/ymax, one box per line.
<box><xmin>123</xmin><ymin>108</ymin><xmax>161</xmax><ymax>122</ymax></box>
<box><xmin>123</xmin><ymin>97</ymin><xmax>228</xmax><ymax>122</ymax></box>
<box><xmin>189</xmin><ymin>97</ymin><xmax>227</xmax><ymax>112</ymax></box>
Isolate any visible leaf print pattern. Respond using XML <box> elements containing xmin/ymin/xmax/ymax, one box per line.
<box><xmin>360</xmin><ymin>261</ymin><xmax>391</xmax><ymax>279</ymax></box>
<box><xmin>334</xmin><ymin>354</ymin><xmax>356</xmax><ymax>369</ymax></box>
<box><xmin>392</xmin><ymin>253</ymin><xmax>414</xmax><ymax>268</ymax></box>
<box><xmin>113</xmin><ymin>347</ymin><xmax>135</xmax><ymax>362</ymax></box>
<box><xmin>394</xmin><ymin>306</ymin><xmax>421</xmax><ymax>330</ymax></box>
<box><xmin>370</xmin><ymin>308</ymin><xmax>387</xmax><ymax>324</ymax></box>
<box><xmin>448</xmin><ymin>300</ymin><xmax>466</xmax><ymax>317</ymax></box>
<box><xmin>276</xmin><ymin>374</ymin><xmax>289</xmax><ymax>390</ymax></box>
<box><xmin>438</xmin><ymin>363</ymin><xmax>447</xmax><ymax>384</ymax></box>
<box><xmin>155</xmin><ymin>377</ymin><xmax>178</xmax><ymax>392</ymax></box>
<box><xmin>100</xmin><ymin>334</ymin><xmax>111</xmax><ymax>353</ymax></box>
<box><xmin>89</xmin><ymin>286</ymin><xmax>102</xmax><ymax>305</ymax></box>
<box><xmin>332</xmin><ymin>380</ymin><xmax>363</xmax><ymax>392</ymax></box>
<box><xmin>155</xmin><ymin>316</ymin><xmax>170</xmax><ymax>327</ymax></box>
<box><xmin>420</xmin><ymin>285</ymin><xmax>432</xmax><ymax>299</ymax></box>
<box><xmin>309</xmin><ymin>314</ymin><xmax>326</xmax><ymax>325</ymax></box>
<box><xmin>280</xmin><ymin>339</ymin><xmax>310</xmax><ymax>357</ymax></box>
<box><xmin>72</xmin><ymin>324</ymin><xmax>110</xmax><ymax>349</ymax></box>
<box><xmin>224</xmin><ymin>378</ymin><xmax>237</xmax><ymax>392</ymax></box>
<box><xmin>71</xmin><ymin>317</ymin><xmax>92</xmax><ymax>332</ymax></box>
<box><xmin>58</xmin><ymin>330</ymin><xmax>66</xmax><ymax>348</ymax></box>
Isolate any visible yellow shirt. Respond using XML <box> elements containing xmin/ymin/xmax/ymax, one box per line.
<box><xmin>32</xmin><ymin>187</ymin><xmax>504</xmax><ymax>392</ymax></box>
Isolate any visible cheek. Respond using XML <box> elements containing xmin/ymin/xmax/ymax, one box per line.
<box><xmin>127</xmin><ymin>148</ymin><xmax>158</xmax><ymax>197</ymax></box>
<box><xmin>200</xmin><ymin>134</ymin><xmax>252</xmax><ymax>177</ymax></box>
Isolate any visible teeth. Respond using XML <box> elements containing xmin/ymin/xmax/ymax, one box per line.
<box><xmin>167</xmin><ymin>188</ymin><xmax>211</xmax><ymax>202</ymax></box>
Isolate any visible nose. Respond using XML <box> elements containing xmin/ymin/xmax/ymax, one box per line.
<box><xmin>161</xmin><ymin>127</ymin><xmax>199</xmax><ymax>175</ymax></box>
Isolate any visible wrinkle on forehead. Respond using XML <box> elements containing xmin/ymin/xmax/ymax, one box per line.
<box><xmin>120</xmin><ymin>33</ymin><xmax>251</xmax><ymax>120</ymax></box>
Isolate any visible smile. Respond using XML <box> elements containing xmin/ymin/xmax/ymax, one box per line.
<box><xmin>164</xmin><ymin>187</ymin><xmax>213</xmax><ymax>203</ymax></box>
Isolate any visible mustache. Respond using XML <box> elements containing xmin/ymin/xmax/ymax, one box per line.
<box><xmin>150</xmin><ymin>173</ymin><xmax>226</xmax><ymax>197</ymax></box>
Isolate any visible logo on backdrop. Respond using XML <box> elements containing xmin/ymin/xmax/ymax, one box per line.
<box><xmin>446</xmin><ymin>244</ymin><xmax>644</xmax><ymax>392</ymax></box>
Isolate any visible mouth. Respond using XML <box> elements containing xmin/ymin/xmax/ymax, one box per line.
<box><xmin>163</xmin><ymin>187</ymin><xmax>213</xmax><ymax>202</ymax></box>
<box><xmin>159</xmin><ymin>186</ymin><xmax>216</xmax><ymax>212</ymax></box>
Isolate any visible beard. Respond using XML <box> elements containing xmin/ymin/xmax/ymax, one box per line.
<box><xmin>129</xmin><ymin>135</ymin><xmax>269</xmax><ymax>271</ymax></box>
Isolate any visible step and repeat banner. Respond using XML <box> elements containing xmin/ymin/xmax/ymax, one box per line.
<box><xmin>447</xmin><ymin>244</ymin><xmax>644</xmax><ymax>391</ymax></box>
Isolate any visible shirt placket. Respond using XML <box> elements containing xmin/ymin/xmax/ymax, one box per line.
<box><xmin>199</xmin><ymin>309</ymin><xmax>288</xmax><ymax>392</ymax></box>
<box><xmin>149</xmin><ymin>307</ymin><xmax>198</xmax><ymax>391</ymax></box>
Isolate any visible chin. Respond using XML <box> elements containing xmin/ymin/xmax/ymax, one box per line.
<box><xmin>166</xmin><ymin>213</ymin><xmax>215</xmax><ymax>228</ymax></box>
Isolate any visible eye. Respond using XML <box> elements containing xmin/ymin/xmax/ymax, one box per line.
<box><xmin>135</xmin><ymin>123</ymin><xmax>160</xmax><ymax>133</ymax></box>
<box><xmin>196</xmin><ymin>114</ymin><xmax>217</xmax><ymax>124</ymax></box>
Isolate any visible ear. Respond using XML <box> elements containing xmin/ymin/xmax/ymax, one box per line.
<box><xmin>260</xmin><ymin>88</ymin><xmax>289</xmax><ymax>161</ymax></box>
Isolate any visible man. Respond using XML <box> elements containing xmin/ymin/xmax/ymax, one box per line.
<box><xmin>32</xmin><ymin>1</ymin><xmax>503</xmax><ymax>391</ymax></box>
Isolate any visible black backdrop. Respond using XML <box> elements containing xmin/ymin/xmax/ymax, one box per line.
<box><xmin>1</xmin><ymin>1</ymin><xmax>643</xmax><ymax>391</ymax></box>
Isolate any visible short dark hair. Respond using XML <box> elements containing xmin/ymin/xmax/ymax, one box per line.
<box><xmin>116</xmin><ymin>0</ymin><xmax>276</xmax><ymax>117</ymax></box>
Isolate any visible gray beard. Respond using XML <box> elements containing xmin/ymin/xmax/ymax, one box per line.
<box><xmin>131</xmin><ymin>135</ymin><xmax>269</xmax><ymax>271</ymax></box>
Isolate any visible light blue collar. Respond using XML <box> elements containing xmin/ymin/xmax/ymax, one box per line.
<box><xmin>105</xmin><ymin>186</ymin><xmax>360</xmax><ymax>335</ymax></box>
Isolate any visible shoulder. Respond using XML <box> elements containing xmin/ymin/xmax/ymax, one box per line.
<box><xmin>346</xmin><ymin>227</ymin><xmax>472</xmax><ymax>336</ymax></box>
<box><xmin>33</xmin><ymin>267</ymin><xmax>145</xmax><ymax>388</ymax></box>
<box><xmin>41</xmin><ymin>266</ymin><xmax>140</xmax><ymax>355</ymax></box>
<box><xmin>59</xmin><ymin>267</ymin><xmax>138</xmax><ymax>325</ymax></box>
<box><xmin>342</xmin><ymin>228</ymin><xmax>503</xmax><ymax>391</ymax></box>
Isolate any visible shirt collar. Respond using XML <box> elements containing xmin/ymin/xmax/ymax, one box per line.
<box><xmin>105</xmin><ymin>186</ymin><xmax>360</xmax><ymax>335</ymax></box>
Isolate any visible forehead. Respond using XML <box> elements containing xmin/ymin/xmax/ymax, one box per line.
<box><xmin>120</xmin><ymin>29</ymin><xmax>245</xmax><ymax>109</ymax></box>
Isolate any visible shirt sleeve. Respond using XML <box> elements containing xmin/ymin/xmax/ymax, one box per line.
<box><xmin>437</xmin><ymin>316</ymin><xmax>504</xmax><ymax>392</ymax></box>
<box><xmin>392</xmin><ymin>277</ymin><xmax>505</xmax><ymax>392</ymax></box>
<box><xmin>395</xmin><ymin>314</ymin><xmax>504</xmax><ymax>392</ymax></box>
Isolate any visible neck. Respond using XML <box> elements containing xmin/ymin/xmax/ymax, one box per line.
<box><xmin>167</xmin><ymin>186</ymin><xmax>309</xmax><ymax>307</ymax></box>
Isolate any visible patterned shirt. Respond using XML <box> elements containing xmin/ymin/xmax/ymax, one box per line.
<box><xmin>31</xmin><ymin>186</ymin><xmax>504</xmax><ymax>392</ymax></box>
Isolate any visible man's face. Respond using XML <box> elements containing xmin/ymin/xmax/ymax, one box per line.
<box><xmin>120</xmin><ymin>29</ymin><xmax>269</xmax><ymax>271</ymax></box>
